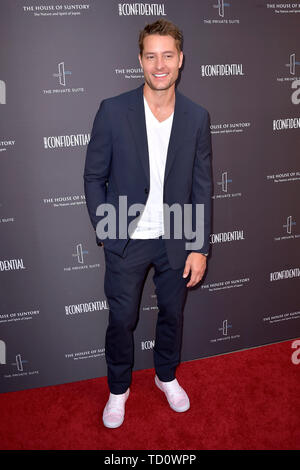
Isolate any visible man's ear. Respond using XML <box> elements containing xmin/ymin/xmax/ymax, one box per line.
<box><xmin>138</xmin><ymin>54</ymin><xmax>143</xmax><ymax>69</ymax></box>
<box><xmin>179</xmin><ymin>51</ymin><xmax>183</xmax><ymax>69</ymax></box>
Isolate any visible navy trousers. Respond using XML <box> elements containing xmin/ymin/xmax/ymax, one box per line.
<box><xmin>103</xmin><ymin>236</ymin><xmax>188</xmax><ymax>394</ymax></box>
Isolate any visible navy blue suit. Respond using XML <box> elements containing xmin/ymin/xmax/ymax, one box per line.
<box><xmin>84</xmin><ymin>83</ymin><xmax>212</xmax><ymax>393</ymax></box>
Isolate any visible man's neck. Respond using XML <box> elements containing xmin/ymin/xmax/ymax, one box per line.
<box><xmin>143</xmin><ymin>83</ymin><xmax>175</xmax><ymax>111</ymax></box>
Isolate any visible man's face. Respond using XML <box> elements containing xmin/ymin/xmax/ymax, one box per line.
<box><xmin>139</xmin><ymin>34</ymin><xmax>183</xmax><ymax>92</ymax></box>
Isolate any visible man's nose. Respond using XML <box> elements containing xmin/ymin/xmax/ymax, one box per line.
<box><xmin>155</xmin><ymin>56</ymin><xmax>164</xmax><ymax>69</ymax></box>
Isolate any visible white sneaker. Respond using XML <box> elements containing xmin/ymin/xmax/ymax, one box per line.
<box><xmin>155</xmin><ymin>376</ymin><xmax>190</xmax><ymax>412</ymax></box>
<box><xmin>102</xmin><ymin>389</ymin><xmax>130</xmax><ymax>428</ymax></box>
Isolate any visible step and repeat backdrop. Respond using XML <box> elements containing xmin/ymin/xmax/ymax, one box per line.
<box><xmin>1</xmin><ymin>0</ymin><xmax>300</xmax><ymax>393</ymax></box>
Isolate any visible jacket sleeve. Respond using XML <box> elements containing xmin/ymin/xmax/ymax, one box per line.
<box><xmin>190</xmin><ymin>109</ymin><xmax>213</xmax><ymax>255</ymax></box>
<box><xmin>83</xmin><ymin>99</ymin><xmax>112</xmax><ymax>245</ymax></box>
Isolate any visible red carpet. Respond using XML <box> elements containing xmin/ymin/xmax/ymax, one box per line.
<box><xmin>1</xmin><ymin>339</ymin><xmax>300</xmax><ymax>450</ymax></box>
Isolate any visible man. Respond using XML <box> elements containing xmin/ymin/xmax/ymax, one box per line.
<box><xmin>84</xmin><ymin>19</ymin><xmax>212</xmax><ymax>428</ymax></box>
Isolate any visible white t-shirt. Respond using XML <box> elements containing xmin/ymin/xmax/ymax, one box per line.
<box><xmin>130</xmin><ymin>96</ymin><xmax>174</xmax><ymax>239</ymax></box>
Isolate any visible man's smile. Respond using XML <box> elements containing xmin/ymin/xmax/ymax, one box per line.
<box><xmin>153</xmin><ymin>73</ymin><xmax>169</xmax><ymax>78</ymax></box>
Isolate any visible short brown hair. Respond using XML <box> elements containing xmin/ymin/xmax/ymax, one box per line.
<box><xmin>138</xmin><ymin>19</ymin><xmax>183</xmax><ymax>56</ymax></box>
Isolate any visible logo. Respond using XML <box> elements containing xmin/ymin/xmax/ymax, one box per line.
<box><xmin>53</xmin><ymin>61</ymin><xmax>72</xmax><ymax>86</ymax></box>
<box><xmin>65</xmin><ymin>347</ymin><xmax>105</xmax><ymax>361</ymax></box>
<box><xmin>118</xmin><ymin>3</ymin><xmax>166</xmax><ymax>16</ymax></box>
<box><xmin>72</xmin><ymin>243</ymin><xmax>88</xmax><ymax>264</ymax></box>
<box><xmin>274</xmin><ymin>215</ymin><xmax>299</xmax><ymax>242</ymax></box>
<box><xmin>273</xmin><ymin>117</ymin><xmax>300</xmax><ymax>130</ymax></box>
<box><xmin>277</xmin><ymin>52</ymin><xmax>300</xmax><ymax>95</ymax></box>
<box><xmin>12</xmin><ymin>353</ymin><xmax>28</xmax><ymax>372</ymax></box>
<box><xmin>267</xmin><ymin>4</ymin><xmax>300</xmax><ymax>14</ymax></box>
<box><xmin>218</xmin><ymin>319</ymin><xmax>232</xmax><ymax>336</ymax></box>
<box><xmin>115</xmin><ymin>65</ymin><xmax>143</xmax><ymax>80</ymax></box>
<box><xmin>217</xmin><ymin>171</ymin><xmax>232</xmax><ymax>193</ymax></box>
<box><xmin>213</xmin><ymin>0</ymin><xmax>230</xmax><ymax>17</ymax></box>
<box><xmin>283</xmin><ymin>216</ymin><xmax>296</xmax><ymax>235</ymax></box>
<box><xmin>64</xmin><ymin>242</ymin><xmax>99</xmax><ymax>272</ymax></box>
<box><xmin>43</xmin><ymin>62</ymin><xmax>85</xmax><ymax>95</ymax></box>
<box><xmin>0</xmin><ymin>80</ymin><xmax>6</xmax><ymax>104</ymax></box>
<box><xmin>267</xmin><ymin>171</ymin><xmax>300</xmax><ymax>183</ymax></box>
<box><xmin>210</xmin><ymin>230</ymin><xmax>245</xmax><ymax>244</ymax></box>
<box><xmin>213</xmin><ymin>170</ymin><xmax>243</xmax><ymax>200</ymax></box>
<box><xmin>210</xmin><ymin>319</ymin><xmax>240</xmax><ymax>343</ymax></box>
<box><xmin>0</xmin><ymin>258</ymin><xmax>26</xmax><ymax>271</ymax></box>
<box><xmin>270</xmin><ymin>268</ymin><xmax>300</xmax><ymax>282</ymax></box>
<box><xmin>0</xmin><ymin>310</ymin><xmax>39</xmax><ymax>324</ymax></box>
<box><xmin>65</xmin><ymin>300</ymin><xmax>108</xmax><ymax>315</ymax></box>
<box><xmin>0</xmin><ymin>340</ymin><xmax>6</xmax><ymax>364</ymax></box>
<box><xmin>141</xmin><ymin>339</ymin><xmax>155</xmax><ymax>350</ymax></box>
<box><xmin>3</xmin><ymin>352</ymin><xmax>39</xmax><ymax>380</ymax></box>
<box><xmin>263</xmin><ymin>311</ymin><xmax>300</xmax><ymax>325</ymax></box>
<box><xmin>43</xmin><ymin>133</ymin><xmax>90</xmax><ymax>149</ymax></box>
<box><xmin>204</xmin><ymin>0</ymin><xmax>239</xmax><ymax>24</ymax></box>
<box><xmin>0</xmin><ymin>140</ymin><xmax>16</xmax><ymax>153</ymax></box>
<box><xmin>43</xmin><ymin>193</ymin><xmax>86</xmax><ymax>208</ymax></box>
<box><xmin>285</xmin><ymin>53</ymin><xmax>300</xmax><ymax>76</ymax></box>
<box><xmin>201</xmin><ymin>63</ymin><xmax>244</xmax><ymax>77</ymax></box>
<box><xmin>211</xmin><ymin>121</ymin><xmax>251</xmax><ymax>135</ymax></box>
<box><xmin>23</xmin><ymin>4</ymin><xmax>91</xmax><ymax>17</ymax></box>
<box><xmin>202</xmin><ymin>276</ymin><xmax>250</xmax><ymax>293</ymax></box>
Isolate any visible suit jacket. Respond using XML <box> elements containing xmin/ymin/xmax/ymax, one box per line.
<box><xmin>83</xmin><ymin>83</ymin><xmax>212</xmax><ymax>269</ymax></box>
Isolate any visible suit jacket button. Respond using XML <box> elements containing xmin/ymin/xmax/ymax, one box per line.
<box><xmin>144</xmin><ymin>187</ymin><xmax>149</xmax><ymax>194</ymax></box>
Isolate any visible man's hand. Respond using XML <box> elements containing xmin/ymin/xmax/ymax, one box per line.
<box><xmin>183</xmin><ymin>253</ymin><xmax>207</xmax><ymax>288</ymax></box>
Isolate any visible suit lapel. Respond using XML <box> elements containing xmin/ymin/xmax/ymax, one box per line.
<box><xmin>127</xmin><ymin>84</ymin><xmax>150</xmax><ymax>187</ymax></box>
<box><xmin>164</xmin><ymin>87</ymin><xmax>188</xmax><ymax>182</ymax></box>
<box><xmin>127</xmin><ymin>83</ymin><xmax>188</xmax><ymax>186</ymax></box>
